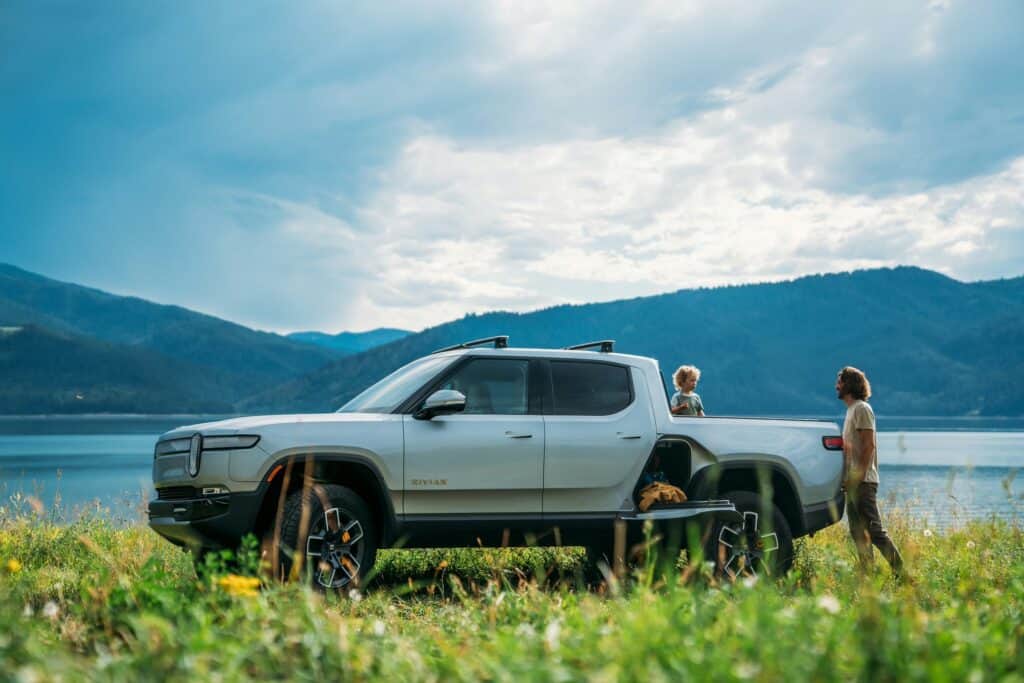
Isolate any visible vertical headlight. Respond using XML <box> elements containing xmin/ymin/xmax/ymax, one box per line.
<box><xmin>188</xmin><ymin>433</ymin><xmax>203</xmax><ymax>477</ymax></box>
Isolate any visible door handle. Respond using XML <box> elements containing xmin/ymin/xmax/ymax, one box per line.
<box><xmin>617</xmin><ymin>433</ymin><xmax>642</xmax><ymax>440</ymax></box>
<box><xmin>505</xmin><ymin>431</ymin><xmax>533</xmax><ymax>439</ymax></box>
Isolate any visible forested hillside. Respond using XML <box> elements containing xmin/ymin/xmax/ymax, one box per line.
<box><xmin>3</xmin><ymin>264</ymin><xmax>1022</xmax><ymax>415</ymax></box>
<box><xmin>244</xmin><ymin>267</ymin><xmax>1024</xmax><ymax>416</ymax></box>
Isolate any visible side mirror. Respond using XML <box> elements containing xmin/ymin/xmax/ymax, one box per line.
<box><xmin>414</xmin><ymin>389</ymin><xmax>466</xmax><ymax>420</ymax></box>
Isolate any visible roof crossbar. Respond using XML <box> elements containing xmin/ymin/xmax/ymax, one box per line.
<box><xmin>565</xmin><ymin>340</ymin><xmax>615</xmax><ymax>353</ymax></box>
<box><xmin>432</xmin><ymin>335</ymin><xmax>510</xmax><ymax>354</ymax></box>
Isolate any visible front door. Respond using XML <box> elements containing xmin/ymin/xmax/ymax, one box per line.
<box><xmin>403</xmin><ymin>357</ymin><xmax>544</xmax><ymax>515</ymax></box>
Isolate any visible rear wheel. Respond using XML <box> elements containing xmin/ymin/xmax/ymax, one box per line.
<box><xmin>272</xmin><ymin>484</ymin><xmax>377</xmax><ymax>591</ymax></box>
<box><xmin>711</xmin><ymin>491</ymin><xmax>793</xmax><ymax>578</ymax></box>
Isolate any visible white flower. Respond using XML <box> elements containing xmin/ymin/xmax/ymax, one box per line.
<box><xmin>966</xmin><ymin>540</ymin><xmax>976</xmax><ymax>550</ymax></box>
<box><xmin>923</xmin><ymin>529</ymin><xmax>933</xmax><ymax>538</ymax></box>
<box><xmin>42</xmin><ymin>601</ymin><xmax>59</xmax><ymax>620</ymax></box>
<box><xmin>22</xmin><ymin>604</ymin><xmax>33</xmax><ymax>618</ymax></box>
<box><xmin>347</xmin><ymin>588</ymin><xmax>363</xmax><ymax>602</ymax></box>
<box><xmin>544</xmin><ymin>620</ymin><xmax>562</xmax><ymax>651</ymax></box>
<box><xmin>372</xmin><ymin>620</ymin><xmax>386</xmax><ymax>636</ymax></box>
<box><xmin>734</xmin><ymin>662</ymin><xmax>761</xmax><ymax>679</ymax></box>
<box><xmin>817</xmin><ymin>595</ymin><xmax>841</xmax><ymax>615</ymax></box>
<box><xmin>515</xmin><ymin>623</ymin><xmax>536</xmax><ymax>639</ymax></box>
<box><xmin>742</xmin><ymin>575</ymin><xmax>759</xmax><ymax>589</ymax></box>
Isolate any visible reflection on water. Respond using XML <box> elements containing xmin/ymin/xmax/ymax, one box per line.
<box><xmin>0</xmin><ymin>416</ymin><xmax>1021</xmax><ymax>526</ymax></box>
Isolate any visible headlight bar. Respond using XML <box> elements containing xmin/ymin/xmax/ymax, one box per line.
<box><xmin>154</xmin><ymin>434</ymin><xmax>260</xmax><ymax>457</ymax></box>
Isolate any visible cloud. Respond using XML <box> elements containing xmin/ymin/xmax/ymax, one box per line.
<box><xmin>321</xmin><ymin>118</ymin><xmax>1024</xmax><ymax>328</ymax></box>
<box><xmin>1</xmin><ymin>0</ymin><xmax>1022</xmax><ymax>332</ymax></box>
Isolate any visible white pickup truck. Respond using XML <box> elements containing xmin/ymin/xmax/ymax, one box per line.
<box><xmin>149</xmin><ymin>337</ymin><xmax>846</xmax><ymax>589</ymax></box>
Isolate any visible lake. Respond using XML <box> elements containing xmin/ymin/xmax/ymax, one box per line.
<box><xmin>1</xmin><ymin>415</ymin><xmax>1022</xmax><ymax>527</ymax></box>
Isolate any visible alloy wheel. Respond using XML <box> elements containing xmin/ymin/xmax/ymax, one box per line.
<box><xmin>305</xmin><ymin>507</ymin><xmax>365</xmax><ymax>589</ymax></box>
<box><xmin>716</xmin><ymin>510</ymin><xmax>780</xmax><ymax>578</ymax></box>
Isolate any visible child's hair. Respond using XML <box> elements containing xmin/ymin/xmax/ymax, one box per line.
<box><xmin>837</xmin><ymin>366</ymin><xmax>872</xmax><ymax>400</ymax></box>
<box><xmin>673</xmin><ymin>365</ymin><xmax>701</xmax><ymax>390</ymax></box>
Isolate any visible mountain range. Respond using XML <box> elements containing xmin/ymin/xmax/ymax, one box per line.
<box><xmin>286</xmin><ymin>328</ymin><xmax>410</xmax><ymax>354</ymax></box>
<box><xmin>2</xmin><ymin>263</ymin><xmax>1022</xmax><ymax>416</ymax></box>
<box><xmin>0</xmin><ymin>263</ymin><xmax>399</xmax><ymax>413</ymax></box>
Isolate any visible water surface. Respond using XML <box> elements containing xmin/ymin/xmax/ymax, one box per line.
<box><xmin>0</xmin><ymin>416</ymin><xmax>1021</xmax><ymax>527</ymax></box>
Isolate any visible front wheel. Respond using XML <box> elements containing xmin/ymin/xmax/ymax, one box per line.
<box><xmin>711</xmin><ymin>491</ymin><xmax>794</xmax><ymax>578</ymax></box>
<box><xmin>272</xmin><ymin>484</ymin><xmax>377</xmax><ymax>591</ymax></box>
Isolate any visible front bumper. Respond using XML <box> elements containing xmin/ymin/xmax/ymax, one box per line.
<box><xmin>148</xmin><ymin>489</ymin><xmax>264</xmax><ymax>550</ymax></box>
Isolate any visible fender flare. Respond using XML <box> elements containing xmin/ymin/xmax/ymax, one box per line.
<box><xmin>259</xmin><ymin>450</ymin><xmax>398</xmax><ymax>545</ymax></box>
<box><xmin>687</xmin><ymin>459</ymin><xmax>806</xmax><ymax>534</ymax></box>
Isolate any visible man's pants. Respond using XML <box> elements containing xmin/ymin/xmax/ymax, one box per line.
<box><xmin>846</xmin><ymin>482</ymin><xmax>904</xmax><ymax>574</ymax></box>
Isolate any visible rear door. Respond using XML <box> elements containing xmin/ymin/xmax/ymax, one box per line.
<box><xmin>542</xmin><ymin>360</ymin><xmax>656</xmax><ymax>513</ymax></box>
<box><xmin>403</xmin><ymin>357</ymin><xmax>544</xmax><ymax>515</ymax></box>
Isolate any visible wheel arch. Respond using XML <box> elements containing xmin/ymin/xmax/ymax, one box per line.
<box><xmin>687</xmin><ymin>460</ymin><xmax>806</xmax><ymax>537</ymax></box>
<box><xmin>253</xmin><ymin>451</ymin><xmax>397</xmax><ymax>547</ymax></box>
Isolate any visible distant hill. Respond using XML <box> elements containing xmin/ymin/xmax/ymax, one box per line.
<box><xmin>0</xmin><ymin>325</ymin><xmax>234</xmax><ymax>414</ymax></box>
<box><xmin>243</xmin><ymin>267</ymin><xmax>1024</xmax><ymax>416</ymax></box>
<box><xmin>287</xmin><ymin>328</ymin><xmax>411</xmax><ymax>354</ymax></box>
<box><xmin>0</xmin><ymin>263</ymin><xmax>338</xmax><ymax>412</ymax></box>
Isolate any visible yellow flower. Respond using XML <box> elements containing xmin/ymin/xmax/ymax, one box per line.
<box><xmin>5</xmin><ymin>559</ymin><xmax>22</xmax><ymax>574</ymax></box>
<box><xmin>216</xmin><ymin>574</ymin><xmax>260</xmax><ymax>597</ymax></box>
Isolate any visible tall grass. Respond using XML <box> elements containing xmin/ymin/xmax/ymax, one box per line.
<box><xmin>1</xmin><ymin>507</ymin><xmax>1022</xmax><ymax>681</ymax></box>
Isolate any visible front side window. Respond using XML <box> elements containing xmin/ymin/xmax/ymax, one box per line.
<box><xmin>437</xmin><ymin>358</ymin><xmax>529</xmax><ymax>415</ymax></box>
<box><xmin>550</xmin><ymin>361</ymin><xmax>632</xmax><ymax>415</ymax></box>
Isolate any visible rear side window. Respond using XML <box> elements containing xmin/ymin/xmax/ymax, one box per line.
<box><xmin>550</xmin><ymin>361</ymin><xmax>633</xmax><ymax>415</ymax></box>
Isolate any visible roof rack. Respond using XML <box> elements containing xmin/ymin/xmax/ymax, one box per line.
<box><xmin>432</xmin><ymin>335</ymin><xmax>509</xmax><ymax>354</ymax></box>
<box><xmin>564</xmin><ymin>340</ymin><xmax>615</xmax><ymax>353</ymax></box>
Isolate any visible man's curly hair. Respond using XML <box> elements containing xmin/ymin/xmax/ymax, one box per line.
<box><xmin>838</xmin><ymin>366</ymin><xmax>872</xmax><ymax>401</ymax></box>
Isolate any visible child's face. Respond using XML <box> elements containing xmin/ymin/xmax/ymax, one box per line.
<box><xmin>683</xmin><ymin>375</ymin><xmax>699</xmax><ymax>392</ymax></box>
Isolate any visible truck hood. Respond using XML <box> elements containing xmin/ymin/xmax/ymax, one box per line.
<box><xmin>157</xmin><ymin>412</ymin><xmax>390</xmax><ymax>440</ymax></box>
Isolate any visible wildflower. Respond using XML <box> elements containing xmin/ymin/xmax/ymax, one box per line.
<box><xmin>741</xmin><ymin>574</ymin><xmax>759</xmax><ymax>589</ymax></box>
<box><xmin>42</xmin><ymin>601</ymin><xmax>60</xmax><ymax>620</ymax></box>
<box><xmin>348</xmin><ymin>588</ymin><xmax>363</xmax><ymax>603</ymax></box>
<box><xmin>515</xmin><ymin>622</ymin><xmax>536</xmax><ymax>639</ymax></box>
<box><xmin>544</xmin><ymin>620</ymin><xmax>562</xmax><ymax>651</ymax></box>
<box><xmin>372</xmin><ymin>620</ymin><xmax>386</xmax><ymax>636</ymax></box>
<box><xmin>966</xmin><ymin>540</ymin><xmax>976</xmax><ymax>550</ymax></box>
<box><xmin>734</xmin><ymin>662</ymin><xmax>761</xmax><ymax>679</ymax></box>
<box><xmin>215</xmin><ymin>574</ymin><xmax>260</xmax><ymax>597</ymax></box>
<box><xmin>4</xmin><ymin>558</ymin><xmax>21</xmax><ymax>574</ymax></box>
<box><xmin>817</xmin><ymin>594</ymin><xmax>841</xmax><ymax>615</ymax></box>
<box><xmin>923</xmin><ymin>529</ymin><xmax>933</xmax><ymax>538</ymax></box>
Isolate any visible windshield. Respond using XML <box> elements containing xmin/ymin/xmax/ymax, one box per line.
<box><xmin>337</xmin><ymin>355</ymin><xmax>456</xmax><ymax>413</ymax></box>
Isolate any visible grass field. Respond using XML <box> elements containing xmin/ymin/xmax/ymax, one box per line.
<box><xmin>1</xmin><ymin>507</ymin><xmax>1022</xmax><ymax>682</ymax></box>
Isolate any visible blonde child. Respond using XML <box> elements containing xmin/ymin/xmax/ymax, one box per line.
<box><xmin>670</xmin><ymin>365</ymin><xmax>705</xmax><ymax>416</ymax></box>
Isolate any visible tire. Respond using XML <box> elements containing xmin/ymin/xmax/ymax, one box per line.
<box><xmin>711</xmin><ymin>490</ymin><xmax>794</xmax><ymax>578</ymax></box>
<box><xmin>584</xmin><ymin>544</ymin><xmax>616</xmax><ymax>586</ymax></box>
<box><xmin>271</xmin><ymin>483</ymin><xmax>377</xmax><ymax>591</ymax></box>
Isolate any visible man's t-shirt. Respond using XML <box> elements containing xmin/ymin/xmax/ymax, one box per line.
<box><xmin>843</xmin><ymin>400</ymin><xmax>879</xmax><ymax>484</ymax></box>
<box><xmin>671</xmin><ymin>391</ymin><xmax>704</xmax><ymax>416</ymax></box>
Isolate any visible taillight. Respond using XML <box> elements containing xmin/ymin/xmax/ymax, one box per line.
<box><xmin>822</xmin><ymin>436</ymin><xmax>843</xmax><ymax>451</ymax></box>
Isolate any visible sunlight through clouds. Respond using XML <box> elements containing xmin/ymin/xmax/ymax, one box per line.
<box><xmin>2</xmin><ymin>0</ymin><xmax>1022</xmax><ymax>332</ymax></box>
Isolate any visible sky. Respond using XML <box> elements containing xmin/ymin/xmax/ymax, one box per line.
<box><xmin>2</xmin><ymin>1</ymin><xmax>1023</xmax><ymax>334</ymax></box>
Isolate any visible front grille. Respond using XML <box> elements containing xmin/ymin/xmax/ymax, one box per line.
<box><xmin>157</xmin><ymin>486</ymin><xmax>197</xmax><ymax>501</ymax></box>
